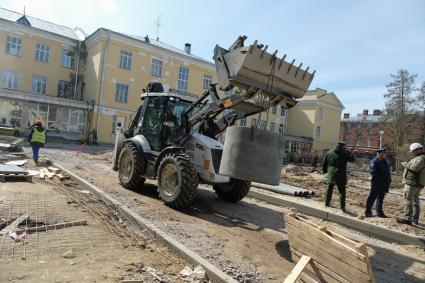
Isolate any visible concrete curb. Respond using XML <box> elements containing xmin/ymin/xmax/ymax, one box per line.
<box><xmin>248</xmin><ymin>190</ymin><xmax>425</xmax><ymax>248</ymax></box>
<box><xmin>55</xmin><ymin>163</ymin><xmax>237</xmax><ymax>283</ymax></box>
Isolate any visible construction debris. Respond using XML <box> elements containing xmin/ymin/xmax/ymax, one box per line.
<box><xmin>4</xmin><ymin>160</ymin><xmax>28</xmax><ymax>166</ymax></box>
<box><xmin>0</xmin><ymin>164</ymin><xmax>31</xmax><ymax>182</ymax></box>
<box><xmin>0</xmin><ymin>214</ymin><xmax>30</xmax><ymax>235</ymax></box>
<box><xmin>179</xmin><ymin>265</ymin><xmax>207</xmax><ymax>282</ymax></box>
<box><xmin>252</xmin><ymin>182</ymin><xmax>315</xmax><ymax>197</ymax></box>
<box><xmin>20</xmin><ymin>220</ymin><xmax>88</xmax><ymax>234</ymax></box>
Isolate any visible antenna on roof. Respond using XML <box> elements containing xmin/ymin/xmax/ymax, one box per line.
<box><xmin>23</xmin><ymin>6</ymin><xmax>25</xmax><ymax>15</ymax></box>
<box><xmin>155</xmin><ymin>15</ymin><xmax>163</xmax><ymax>41</ymax></box>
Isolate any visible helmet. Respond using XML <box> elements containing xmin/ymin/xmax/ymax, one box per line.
<box><xmin>410</xmin><ymin>143</ymin><xmax>423</xmax><ymax>151</ymax></box>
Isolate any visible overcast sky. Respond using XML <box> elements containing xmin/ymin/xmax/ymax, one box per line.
<box><xmin>1</xmin><ymin>0</ymin><xmax>424</xmax><ymax>115</ymax></box>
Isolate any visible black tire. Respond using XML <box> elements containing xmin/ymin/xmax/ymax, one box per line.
<box><xmin>157</xmin><ymin>152</ymin><xmax>197</xmax><ymax>209</ymax></box>
<box><xmin>118</xmin><ymin>143</ymin><xmax>146</xmax><ymax>190</ymax></box>
<box><xmin>213</xmin><ymin>179</ymin><xmax>250</xmax><ymax>202</ymax></box>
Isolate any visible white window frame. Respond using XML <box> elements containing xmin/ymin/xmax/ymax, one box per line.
<box><xmin>240</xmin><ymin>117</ymin><xmax>247</xmax><ymax>127</ymax></box>
<box><xmin>270</xmin><ymin>122</ymin><xmax>275</xmax><ymax>132</ymax></box>
<box><xmin>203</xmin><ymin>74</ymin><xmax>212</xmax><ymax>89</ymax></box>
<box><xmin>318</xmin><ymin>107</ymin><xmax>324</xmax><ymax>118</ymax></box>
<box><xmin>291</xmin><ymin>142</ymin><xmax>300</xmax><ymax>153</ymax></box>
<box><xmin>316</xmin><ymin>126</ymin><xmax>321</xmax><ymax>137</ymax></box>
<box><xmin>68</xmin><ymin>109</ymin><xmax>86</xmax><ymax>133</ymax></box>
<box><xmin>6</xmin><ymin>35</ymin><xmax>22</xmax><ymax>56</ymax></box>
<box><xmin>115</xmin><ymin>83</ymin><xmax>129</xmax><ymax>103</ymax></box>
<box><xmin>272</xmin><ymin>105</ymin><xmax>277</xmax><ymax>114</ymax></box>
<box><xmin>119</xmin><ymin>50</ymin><xmax>132</xmax><ymax>70</ymax></box>
<box><xmin>280</xmin><ymin>106</ymin><xmax>286</xmax><ymax>116</ymax></box>
<box><xmin>2</xmin><ymin>70</ymin><xmax>19</xmax><ymax>90</ymax></box>
<box><xmin>35</xmin><ymin>43</ymin><xmax>50</xmax><ymax>63</ymax></box>
<box><xmin>31</xmin><ymin>75</ymin><xmax>47</xmax><ymax>95</ymax></box>
<box><xmin>177</xmin><ymin>66</ymin><xmax>189</xmax><ymax>92</ymax></box>
<box><xmin>61</xmin><ymin>48</ymin><xmax>74</xmax><ymax>68</ymax></box>
<box><xmin>151</xmin><ymin>58</ymin><xmax>163</xmax><ymax>77</ymax></box>
<box><xmin>260</xmin><ymin>120</ymin><xmax>267</xmax><ymax>130</ymax></box>
<box><xmin>251</xmin><ymin>119</ymin><xmax>257</xmax><ymax>127</ymax></box>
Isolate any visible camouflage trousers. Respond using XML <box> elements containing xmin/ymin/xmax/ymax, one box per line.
<box><xmin>403</xmin><ymin>184</ymin><xmax>422</xmax><ymax>222</ymax></box>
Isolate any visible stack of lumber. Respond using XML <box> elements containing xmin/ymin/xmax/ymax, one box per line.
<box><xmin>39</xmin><ymin>166</ymin><xmax>68</xmax><ymax>181</ymax></box>
<box><xmin>284</xmin><ymin>213</ymin><xmax>375</xmax><ymax>283</ymax></box>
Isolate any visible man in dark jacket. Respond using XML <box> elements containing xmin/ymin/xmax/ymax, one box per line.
<box><xmin>27</xmin><ymin>120</ymin><xmax>46</xmax><ymax>164</ymax></box>
<box><xmin>322</xmin><ymin>142</ymin><xmax>355</xmax><ymax>211</ymax></box>
<box><xmin>365</xmin><ymin>148</ymin><xmax>391</xmax><ymax>218</ymax></box>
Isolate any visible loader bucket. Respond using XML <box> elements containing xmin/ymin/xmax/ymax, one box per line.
<box><xmin>213</xmin><ymin>36</ymin><xmax>314</xmax><ymax>104</ymax></box>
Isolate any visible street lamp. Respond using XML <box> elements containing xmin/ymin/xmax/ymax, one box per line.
<box><xmin>378</xmin><ymin>130</ymin><xmax>384</xmax><ymax>148</ymax></box>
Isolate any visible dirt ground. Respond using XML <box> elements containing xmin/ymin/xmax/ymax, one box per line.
<box><xmin>24</xmin><ymin>142</ymin><xmax>425</xmax><ymax>283</ymax></box>
<box><xmin>280</xmin><ymin>164</ymin><xmax>425</xmax><ymax>236</ymax></box>
<box><xmin>0</xmin><ymin>164</ymin><xmax>195</xmax><ymax>283</ymax></box>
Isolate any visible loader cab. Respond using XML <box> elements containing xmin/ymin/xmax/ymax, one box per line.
<box><xmin>133</xmin><ymin>93</ymin><xmax>192</xmax><ymax>151</ymax></box>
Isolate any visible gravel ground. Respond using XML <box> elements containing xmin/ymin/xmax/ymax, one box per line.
<box><xmin>26</xmin><ymin>142</ymin><xmax>425</xmax><ymax>282</ymax></box>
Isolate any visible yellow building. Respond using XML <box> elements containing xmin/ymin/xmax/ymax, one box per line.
<box><xmin>0</xmin><ymin>7</ymin><xmax>215</xmax><ymax>143</ymax></box>
<box><xmin>0</xmin><ymin>8</ymin><xmax>88</xmax><ymax>140</ymax></box>
<box><xmin>285</xmin><ymin>88</ymin><xmax>345</xmax><ymax>154</ymax></box>
<box><xmin>84</xmin><ymin>28</ymin><xmax>216</xmax><ymax>143</ymax></box>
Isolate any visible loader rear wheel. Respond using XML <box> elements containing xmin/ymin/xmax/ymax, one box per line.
<box><xmin>157</xmin><ymin>152</ymin><xmax>197</xmax><ymax>209</ymax></box>
<box><xmin>213</xmin><ymin>179</ymin><xmax>250</xmax><ymax>202</ymax></box>
<box><xmin>118</xmin><ymin>144</ymin><xmax>146</xmax><ymax>190</ymax></box>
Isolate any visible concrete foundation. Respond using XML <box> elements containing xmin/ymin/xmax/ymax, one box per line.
<box><xmin>219</xmin><ymin>126</ymin><xmax>284</xmax><ymax>185</ymax></box>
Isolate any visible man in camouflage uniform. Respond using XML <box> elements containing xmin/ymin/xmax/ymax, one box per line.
<box><xmin>397</xmin><ymin>143</ymin><xmax>425</xmax><ymax>225</ymax></box>
<box><xmin>322</xmin><ymin>142</ymin><xmax>355</xmax><ymax>211</ymax></box>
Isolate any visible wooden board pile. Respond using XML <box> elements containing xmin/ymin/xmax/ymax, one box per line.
<box><xmin>39</xmin><ymin>166</ymin><xmax>68</xmax><ymax>181</ymax></box>
<box><xmin>284</xmin><ymin>213</ymin><xmax>375</xmax><ymax>283</ymax></box>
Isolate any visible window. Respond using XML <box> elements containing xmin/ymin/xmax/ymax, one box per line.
<box><xmin>272</xmin><ymin>105</ymin><xmax>277</xmax><ymax>114</ymax></box>
<box><xmin>119</xmin><ymin>50</ymin><xmax>132</xmax><ymax>69</ymax></box>
<box><xmin>6</xmin><ymin>35</ymin><xmax>22</xmax><ymax>56</ymax></box>
<box><xmin>35</xmin><ymin>43</ymin><xmax>50</xmax><ymax>63</ymax></box>
<box><xmin>240</xmin><ymin>117</ymin><xmax>247</xmax><ymax>127</ymax></box>
<box><xmin>316</xmin><ymin>126</ymin><xmax>321</xmax><ymax>137</ymax></box>
<box><xmin>61</xmin><ymin>49</ymin><xmax>75</xmax><ymax>68</ymax></box>
<box><xmin>318</xmin><ymin>107</ymin><xmax>324</xmax><ymax>118</ymax></box>
<box><xmin>68</xmin><ymin>109</ymin><xmax>86</xmax><ymax>133</ymax></box>
<box><xmin>2</xmin><ymin>70</ymin><xmax>19</xmax><ymax>89</ymax></box>
<box><xmin>279</xmin><ymin>124</ymin><xmax>285</xmax><ymax>136</ymax></box>
<box><xmin>115</xmin><ymin>84</ymin><xmax>129</xmax><ymax>103</ymax></box>
<box><xmin>270</xmin><ymin>122</ymin><xmax>275</xmax><ymax>132</ymax></box>
<box><xmin>177</xmin><ymin>66</ymin><xmax>189</xmax><ymax>92</ymax></box>
<box><xmin>280</xmin><ymin>106</ymin><xmax>286</xmax><ymax>116</ymax></box>
<box><xmin>260</xmin><ymin>120</ymin><xmax>267</xmax><ymax>130</ymax></box>
<box><xmin>203</xmin><ymin>74</ymin><xmax>212</xmax><ymax>89</ymax></box>
<box><xmin>112</xmin><ymin>115</ymin><xmax>117</xmax><ymax>134</ymax></box>
<box><xmin>151</xmin><ymin>58</ymin><xmax>163</xmax><ymax>77</ymax></box>
<box><xmin>291</xmin><ymin>142</ymin><xmax>300</xmax><ymax>153</ymax></box>
<box><xmin>58</xmin><ymin>80</ymin><xmax>73</xmax><ymax>99</ymax></box>
<box><xmin>251</xmin><ymin>119</ymin><xmax>257</xmax><ymax>127</ymax></box>
<box><xmin>32</xmin><ymin>75</ymin><xmax>47</xmax><ymax>94</ymax></box>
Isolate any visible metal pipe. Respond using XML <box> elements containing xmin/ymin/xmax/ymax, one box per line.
<box><xmin>251</xmin><ymin>182</ymin><xmax>314</xmax><ymax>196</ymax></box>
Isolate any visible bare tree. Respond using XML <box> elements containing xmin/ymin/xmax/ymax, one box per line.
<box><xmin>383</xmin><ymin>69</ymin><xmax>417</xmax><ymax>168</ymax></box>
<box><xmin>416</xmin><ymin>81</ymin><xmax>425</xmax><ymax>144</ymax></box>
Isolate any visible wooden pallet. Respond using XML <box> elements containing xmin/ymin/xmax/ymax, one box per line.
<box><xmin>284</xmin><ymin>213</ymin><xmax>375</xmax><ymax>283</ymax></box>
<box><xmin>0</xmin><ymin>173</ymin><xmax>32</xmax><ymax>182</ymax></box>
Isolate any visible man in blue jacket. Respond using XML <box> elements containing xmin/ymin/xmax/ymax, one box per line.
<box><xmin>365</xmin><ymin>148</ymin><xmax>391</xmax><ymax>217</ymax></box>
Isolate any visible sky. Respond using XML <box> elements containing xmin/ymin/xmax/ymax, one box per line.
<box><xmin>1</xmin><ymin>0</ymin><xmax>424</xmax><ymax>115</ymax></box>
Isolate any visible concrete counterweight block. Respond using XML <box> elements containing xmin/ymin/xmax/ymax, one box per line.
<box><xmin>219</xmin><ymin>126</ymin><xmax>284</xmax><ymax>185</ymax></box>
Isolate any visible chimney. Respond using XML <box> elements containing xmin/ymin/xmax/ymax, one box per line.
<box><xmin>343</xmin><ymin>113</ymin><xmax>350</xmax><ymax>119</ymax></box>
<box><xmin>373</xmin><ymin>109</ymin><xmax>381</xmax><ymax>116</ymax></box>
<box><xmin>184</xmin><ymin>43</ymin><xmax>191</xmax><ymax>54</ymax></box>
<box><xmin>144</xmin><ymin>35</ymin><xmax>150</xmax><ymax>43</ymax></box>
<box><xmin>363</xmin><ymin>109</ymin><xmax>369</xmax><ymax>116</ymax></box>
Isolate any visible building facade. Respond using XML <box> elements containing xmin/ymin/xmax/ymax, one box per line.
<box><xmin>285</xmin><ymin>88</ymin><xmax>345</xmax><ymax>155</ymax></box>
<box><xmin>1</xmin><ymin>7</ymin><xmax>343</xmax><ymax>147</ymax></box>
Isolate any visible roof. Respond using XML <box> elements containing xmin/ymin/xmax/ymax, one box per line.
<box><xmin>0</xmin><ymin>7</ymin><xmax>82</xmax><ymax>40</ymax></box>
<box><xmin>342</xmin><ymin>114</ymin><xmax>384</xmax><ymax>123</ymax></box>
<box><xmin>125</xmin><ymin>33</ymin><xmax>214</xmax><ymax>65</ymax></box>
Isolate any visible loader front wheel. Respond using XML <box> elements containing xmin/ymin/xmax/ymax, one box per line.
<box><xmin>157</xmin><ymin>152</ymin><xmax>197</xmax><ymax>209</ymax></box>
<box><xmin>118</xmin><ymin>144</ymin><xmax>146</xmax><ymax>190</ymax></box>
<box><xmin>213</xmin><ymin>179</ymin><xmax>250</xmax><ymax>202</ymax></box>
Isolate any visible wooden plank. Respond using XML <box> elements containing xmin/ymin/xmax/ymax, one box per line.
<box><xmin>20</xmin><ymin>220</ymin><xmax>88</xmax><ymax>233</ymax></box>
<box><xmin>284</xmin><ymin>255</ymin><xmax>312</xmax><ymax>283</ymax></box>
<box><xmin>0</xmin><ymin>214</ymin><xmax>30</xmax><ymax>235</ymax></box>
<box><xmin>291</xmin><ymin>248</ymin><xmax>349</xmax><ymax>283</ymax></box>
<box><xmin>287</xmin><ymin>223</ymin><xmax>368</xmax><ymax>272</ymax></box>
<box><xmin>48</xmin><ymin>166</ymin><xmax>61</xmax><ymax>173</ymax></box>
<box><xmin>285</xmin><ymin>215</ymin><xmax>365</xmax><ymax>260</ymax></box>
<box><xmin>299</xmin><ymin>272</ymin><xmax>320</xmax><ymax>283</ymax></box>
<box><xmin>287</xmin><ymin>214</ymin><xmax>358</xmax><ymax>246</ymax></box>
<box><xmin>287</xmin><ymin>233</ymin><xmax>371</xmax><ymax>282</ymax></box>
<box><xmin>355</xmin><ymin>244</ymin><xmax>376</xmax><ymax>283</ymax></box>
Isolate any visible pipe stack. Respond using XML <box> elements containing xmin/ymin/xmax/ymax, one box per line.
<box><xmin>251</xmin><ymin>182</ymin><xmax>315</xmax><ymax>197</ymax></box>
